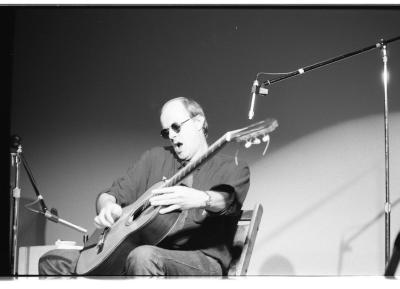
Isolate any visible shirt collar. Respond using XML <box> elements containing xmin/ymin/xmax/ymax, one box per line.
<box><xmin>174</xmin><ymin>152</ymin><xmax>202</xmax><ymax>171</ymax></box>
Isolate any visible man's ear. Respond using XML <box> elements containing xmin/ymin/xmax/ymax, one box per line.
<box><xmin>194</xmin><ymin>115</ymin><xmax>205</xmax><ymax>131</ymax></box>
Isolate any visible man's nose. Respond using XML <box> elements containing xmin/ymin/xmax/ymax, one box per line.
<box><xmin>168</xmin><ymin>129</ymin><xmax>178</xmax><ymax>140</ymax></box>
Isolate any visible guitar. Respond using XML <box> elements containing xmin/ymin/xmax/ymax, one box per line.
<box><xmin>76</xmin><ymin>118</ymin><xmax>278</xmax><ymax>275</ymax></box>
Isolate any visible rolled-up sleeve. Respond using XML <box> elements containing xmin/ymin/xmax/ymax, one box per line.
<box><xmin>208</xmin><ymin>158</ymin><xmax>250</xmax><ymax>216</ymax></box>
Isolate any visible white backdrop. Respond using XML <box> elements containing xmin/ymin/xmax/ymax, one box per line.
<box><xmin>245</xmin><ymin>113</ymin><xmax>400</xmax><ymax>275</ymax></box>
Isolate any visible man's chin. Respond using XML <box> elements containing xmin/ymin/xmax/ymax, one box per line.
<box><xmin>174</xmin><ymin>149</ymin><xmax>183</xmax><ymax>158</ymax></box>
<box><xmin>175</xmin><ymin>151</ymin><xmax>190</xmax><ymax>162</ymax></box>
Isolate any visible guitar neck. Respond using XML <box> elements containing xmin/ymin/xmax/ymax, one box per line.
<box><xmin>164</xmin><ymin>134</ymin><xmax>228</xmax><ymax>187</ymax></box>
<box><xmin>161</xmin><ymin>118</ymin><xmax>278</xmax><ymax>188</ymax></box>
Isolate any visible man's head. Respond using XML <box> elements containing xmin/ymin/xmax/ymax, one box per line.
<box><xmin>160</xmin><ymin>97</ymin><xmax>208</xmax><ymax>162</ymax></box>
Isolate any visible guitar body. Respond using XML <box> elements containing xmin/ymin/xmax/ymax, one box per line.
<box><xmin>76</xmin><ymin>181</ymin><xmax>187</xmax><ymax>275</ymax></box>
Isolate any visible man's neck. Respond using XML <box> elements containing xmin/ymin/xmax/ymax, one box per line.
<box><xmin>189</xmin><ymin>137</ymin><xmax>209</xmax><ymax>163</ymax></box>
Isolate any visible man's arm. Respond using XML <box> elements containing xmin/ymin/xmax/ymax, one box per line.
<box><xmin>93</xmin><ymin>148</ymin><xmax>156</xmax><ymax>228</ymax></box>
<box><xmin>149</xmin><ymin>186</ymin><xmax>233</xmax><ymax>214</ymax></box>
<box><xmin>150</xmin><ymin>159</ymin><xmax>249</xmax><ymax>215</ymax></box>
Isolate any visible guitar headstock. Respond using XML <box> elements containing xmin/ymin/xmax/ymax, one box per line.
<box><xmin>226</xmin><ymin>118</ymin><xmax>278</xmax><ymax>147</ymax></box>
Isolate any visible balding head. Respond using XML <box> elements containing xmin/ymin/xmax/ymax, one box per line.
<box><xmin>161</xmin><ymin>97</ymin><xmax>208</xmax><ymax>137</ymax></box>
<box><xmin>160</xmin><ymin>97</ymin><xmax>208</xmax><ymax>161</ymax></box>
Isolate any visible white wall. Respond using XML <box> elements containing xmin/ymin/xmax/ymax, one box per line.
<box><xmin>244</xmin><ymin>113</ymin><xmax>400</xmax><ymax>275</ymax></box>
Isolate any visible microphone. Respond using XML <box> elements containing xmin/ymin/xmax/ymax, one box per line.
<box><xmin>248</xmin><ymin>80</ymin><xmax>259</xmax><ymax>120</ymax></box>
<box><xmin>248</xmin><ymin>80</ymin><xmax>268</xmax><ymax>120</ymax></box>
<box><xmin>39</xmin><ymin>208</ymin><xmax>88</xmax><ymax>234</ymax></box>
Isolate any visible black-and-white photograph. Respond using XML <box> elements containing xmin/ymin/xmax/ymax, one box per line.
<box><xmin>3</xmin><ymin>4</ymin><xmax>400</xmax><ymax>283</ymax></box>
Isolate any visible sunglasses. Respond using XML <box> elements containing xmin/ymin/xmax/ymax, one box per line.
<box><xmin>160</xmin><ymin>117</ymin><xmax>194</xmax><ymax>139</ymax></box>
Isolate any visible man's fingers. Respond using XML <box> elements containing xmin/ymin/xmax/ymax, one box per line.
<box><xmin>94</xmin><ymin>218</ymin><xmax>104</xmax><ymax>229</ymax></box>
<box><xmin>93</xmin><ymin>204</ymin><xmax>122</xmax><ymax>229</ymax></box>
<box><xmin>94</xmin><ymin>216</ymin><xmax>101</xmax><ymax>228</ymax></box>
<box><xmin>104</xmin><ymin>211</ymin><xmax>115</xmax><ymax>225</ymax></box>
<box><xmin>159</xmin><ymin>204</ymin><xmax>180</xmax><ymax>214</ymax></box>
<box><xmin>95</xmin><ymin>213</ymin><xmax>112</xmax><ymax>228</ymax></box>
<box><xmin>152</xmin><ymin>186</ymin><xmax>180</xmax><ymax>196</ymax></box>
<box><xmin>111</xmin><ymin>206</ymin><xmax>122</xmax><ymax>219</ymax></box>
<box><xmin>94</xmin><ymin>216</ymin><xmax>110</xmax><ymax>229</ymax></box>
<box><xmin>150</xmin><ymin>195</ymin><xmax>180</xmax><ymax>206</ymax></box>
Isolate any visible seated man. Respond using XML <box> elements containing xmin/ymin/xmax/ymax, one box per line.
<box><xmin>39</xmin><ymin>97</ymin><xmax>250</xmax><ymax>276</ymax></box>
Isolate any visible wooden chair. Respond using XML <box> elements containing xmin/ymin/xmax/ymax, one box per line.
<box><xmin>228</xmin><ymin>203</ymin><xmax>263</xmax><ymax>276</ymax></box>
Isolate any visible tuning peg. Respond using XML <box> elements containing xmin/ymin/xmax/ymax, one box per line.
<box><xmin>245</xmin><ymin>140</ymin><xmax>252</xmax><ymax>148</ymax></box>
<box><xmin>252</xmin><ymin>138</ymin><xmax>261</xmax><ymax>145</ymax></box>
<box><xmin>262</xmin><ymin>134</ymin><xmax>270</xmax><ymax>142</ymax></box>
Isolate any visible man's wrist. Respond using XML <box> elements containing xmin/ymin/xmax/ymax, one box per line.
<box><xmin>203</xmin><ymin>191</ymin><xmax>212</xmax><ymax>209</ymax></box>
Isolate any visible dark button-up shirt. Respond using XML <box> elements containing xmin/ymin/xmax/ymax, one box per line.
<box><xmin>98</xmin><ymin>146</ymin><xmax>250</xmax><ymax>273</ymax></box>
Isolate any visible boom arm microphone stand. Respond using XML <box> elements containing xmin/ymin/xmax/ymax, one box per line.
<box><xmin>251</xmin><ymin>36</ymin><xmax>400</xmax><ymax>267</ymax></box>
<box><xmin>9</xmin><ymin>135</ymin><xmax>87</xmax><ymax>276</ymax></box>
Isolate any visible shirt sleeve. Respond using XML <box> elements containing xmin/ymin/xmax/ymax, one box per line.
<box><xmin>95</xmin><ymin>149</ymin><xmax>153</xmax><ymax>214</ymax></box>
<box><xmin>208</xmin><ymin>158</ymin><xmax>250</xmax><ymax>216</ymax></box>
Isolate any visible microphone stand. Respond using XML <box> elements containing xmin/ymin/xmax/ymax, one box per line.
<box><xmin>9</xmin><ymin>137</ymin><xmax>87</xmax><ymax>276</ymax></box>
<box><xmin>254</xmin><ymin>36</ymin><xmax>400</xmax><ymax>267</ymax></box>
<box><xmin>19</xmin><ymin>153</ymin><xmax>88</xmax><ymax>235</ymax></box>
<box><xmin>10</xmin><ymin>145</ymin><xmax>22</xmax><ymax>276</ymax></box>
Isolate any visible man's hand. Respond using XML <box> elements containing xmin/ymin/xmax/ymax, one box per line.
<box><xmin>150</xmin><ymin>186</ymin><xmax>209</xmax><ymax>214</ymax></box>
<box><xmin>94</xmin><ymin>203</ymin><xmax>122</xmax><ymax>229</ymax></box>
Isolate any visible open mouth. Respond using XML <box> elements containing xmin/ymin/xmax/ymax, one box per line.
<box><xmin>173</xmin><ymin>142</ymin><xmax>183</xmax><ymax>149</ymax></box>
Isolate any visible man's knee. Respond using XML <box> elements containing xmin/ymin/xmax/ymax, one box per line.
<box><xmin>38</xmin><ymin>249</ymin><xmax>79</xmax><ymax>275</ymax></box>
<box><xmin>125</xmin><ymin>245</ymin><xmax>163</xmax><ymax>275</ymax></box>
<box><xmin>38</xmin><ymin>252</ymin><xmax>53</xmax><ymax>275</ymax></box>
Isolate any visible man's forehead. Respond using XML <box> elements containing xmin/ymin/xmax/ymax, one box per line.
<box><xmin>161</xmin><ymin>100</ymin><xmax>190</xmax><ymax>117</ymax></box>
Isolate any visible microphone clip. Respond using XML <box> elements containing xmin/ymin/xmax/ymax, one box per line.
<box><xmin>44</xmin><ymin>208</ymin><xmax>59</xmax><ymax>223</ymax></box>
<box><xmin>248</xmin><ymin>80</ymin><xmax>269</xmax><ymax>120</ymax></box>
<box><xmin>252</xmin><ymin>81</ymin><xmax>269</xmax><ymax>96</ymax></box>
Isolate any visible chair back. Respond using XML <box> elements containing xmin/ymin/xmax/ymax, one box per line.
<box><xmin>228</xmin><ymin>203</ymin><xmax>263</xmax><ymax>276</ymax></box>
